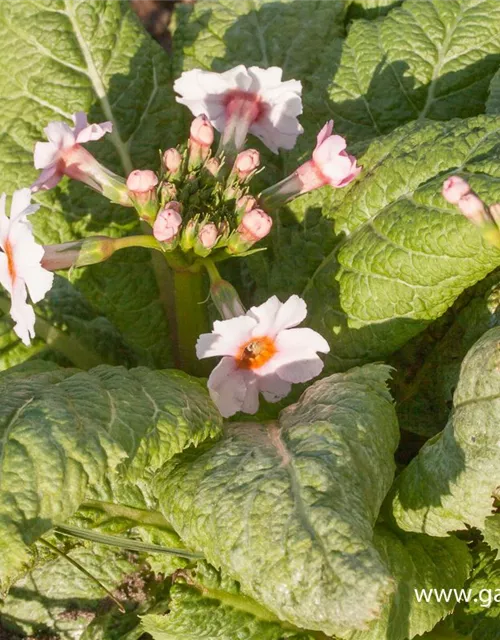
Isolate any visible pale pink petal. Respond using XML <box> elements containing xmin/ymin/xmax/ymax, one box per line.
<box><xmin>10</xmin><ymin>188</ymin><xmax>38</xmax><ymax>222</ymax></box>
<box><xmin>24</xmin><ymin>263</ymin><xmax>54</xmax><ymax>305</ymax></box>
<box><xmin>31</xmin><ymin>165</ymin><xmax>63</xmax><ymax>192</ymax></box>
<box><xmin>258</xmin><ymin>373</ymin><xmax>291</xmax><ymax>403</ymax></box>
<box><xmin>34</xmin><ymin>141</ymin><xmax>59</xmax><ymax>169</ymax></box>
<box><xmin>44</xmin><ymin>121</ymin><xmax>75</xmax><ymax>149</ymax></box>
<box><xmin>10</xmin><ymin>278</ymin><xmax>36</xmax><ymax>346</ymax></box>
<box><xmin>207</xmin><ymin>357</ymin><xmax>248</xmax><ymax>417</ymax></box>
<box><xmin>75</xmin><ymin>120</ymin><xmax>113</xmax><ymax>144</ymax></box>
<box><xmin>247</xmin><ymin>295</ymin><xmax>282</xmax><ymax>335</ymax></box>
<box><xmin>247</xmin><ymin>66</ymin><xmax>283</xmax><ymax>91</ymax></box>
<box><xmin>196</xmin><ymin>315</ymin><xmax>256</xmax><ymax>358</ymax></box>
<box><xmin>276</xmin><ymin>327</ymin><xmax>330</xmax><ymax>355</ymax></box>
<box><xmin>313</xmin><ymin>134</ymin><xmax>347</xmax><ymax>166</ymax></box>
<box><xmin>0</xmin><ymin>193</ymin><xmax>8</xmax><ymax>246</ymax></box>
<box><xmin>271</xmin><ymin>295</ymin><xmax>308</xmax><ymax>334</ymax></box>
<box><xmin>276</xmin><ymin>353</ymin><xmax>325</xmax><ymax>384</ymax></box>
<box><xmin>0</xmin><ymin>252</ymin><xmax>11</xmax><ymax>293</ymax></box>
<box><xmin>241</xmin><ymin>376</ymin><xmax>260</xmax><ymax>414</ymax></box>
<box><xmin>316</xmin><ymin>120</ymin><xmax>334</xmax><ymax>148</ymax></box>
<box><xmin>72</xmin><ymin>111</ymin><xmax>89</xmax><ymax>136</ymax></box>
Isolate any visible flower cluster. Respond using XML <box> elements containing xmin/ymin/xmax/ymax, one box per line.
<box><xmin>0</xmin><ymin>64</ymin><xmax>362</xmax><ymax>417</ymax></box>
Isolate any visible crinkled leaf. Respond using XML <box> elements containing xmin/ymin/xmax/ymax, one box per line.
<box><xmin>486</xmin><ymin>68</ymin><xmax>500</xmax><ymax>114</ymax></box>
<box><xmin>306</xmin><ymin>0</ymin><xmax>500</xmax><ymax>146</ymax></box>
<box><xmin>390</xmin><ymin>326</ymin><xmax>500</xmax><ymax>536</ymax></box>
<box><xmin>303</xmin><ymin>116</ymin><xmax>500</xmax><ymax>373</ymax></box>
<box><xmin>346</xmin><ymin>0</ymin><xmax>403</xmax><ymax>21</ymax></box>
<box><xmin>154</xmin><ymin>365</ymin><xmax>399</xmax><ymax>636</ymax></box>
<box><xmin>346</xmin><ymin>525</ymin><xmax>472</xmax><ymax>640</ymax></box>
<box><xmin>483</xmin><ymin>515</ymin><xmax>500</xmax><ymax>560</ymax></box>
<box><xmin>452</xmin><ymin>544</ymin><xmax>500</xmax><ymax>640</ymax></box>
<box><xmin>0</xmin><ymin>361</ymin><xmax>221</xmax><ymax>590</ymax></box>
<box><xmin>391</xmin><ymin>269</ymin><xmax>500</xmax><ymax>437</ymax></box>
<box><xmin>0</xmin><ymin>0</ymin><xmax>181</xmax><ymax>368</ymax></box>
<box><xmin>0</xmin><ymin>545</ymin><xmax>136</xmax><ymax>640</ymax></box>
<box><xmin>141</xmin><ymin>561</ymin><xmax>312</xmax><ymax>640</ymax></box>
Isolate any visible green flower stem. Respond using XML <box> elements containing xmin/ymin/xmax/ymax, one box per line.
<box><xmin>81</xmin><ymin>500</ymin><xmax>173</xmax><ymax>529</ymax></box>
<box><xmin>55</xmin><ymin>524</ymin><xmax>204</xmax><ymax>560</ymax></box>
<box><xmin>171</xmin><ymin>263</ymin><xmax>210</xmax><ymax>375</ymax></box>
<box><xmin>0</xmin><ymin>295</ymin><xmax>104</xmax><ymax>370</ymax></box>
<box><xmin>111</xmin><ymin>234</ymin><xmax>164</xmax><ymax>252</ymax></box>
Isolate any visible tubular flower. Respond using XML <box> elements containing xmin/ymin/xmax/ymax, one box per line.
<box><xmin>0</xmin><ymin>189</ymin><xmax>54</xmax><ymax>345</ymax></box>
<box><xmin>174</xmin><ymin>65</ymin><xmax>303</xmax><ymax>153</ymax></box>
<box><xmin>196</xmin><ymin>295</ymin><xmax>329</xmax><ymax>417</ymax></box>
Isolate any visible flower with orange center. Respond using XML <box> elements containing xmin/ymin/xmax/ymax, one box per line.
<box><xmin>0</xmin><ymin>189</ymin><xmax>54</xmax><ymax>345</ymax></box>
<box><xmin>196</xmin><ymin>295</ymin><xmax>330</xmax><ymax>417</ymax></box>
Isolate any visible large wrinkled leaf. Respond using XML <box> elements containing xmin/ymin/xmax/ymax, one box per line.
<box><xmin>0</xmin><ymin>0</ymin><xmax>181</xmax><ymax>367</ymax></box>
<box><xmin>155</xmin><ymin>365</ymin><xmax>399</xmax><ymax>636</ymax></box>
<box><xmin>303</xmin><ymin>116</ymin><xmax>500</xmax><ymax>373</ymax></box>
<box><xmin>346</xmin><ymin>525</ymin><xmax>472</xmax><ymax>640</ymax></box>
<box><xmin>141</xmin><ymin>561</ymin><xmax>312</xmax><ymax>640</ymax></box>
<box><xmin>452</xmin><ymin>544</ymin><xmax>500</xmax><ymax>640</ymax></box>
<box><xmin>0</xmin><ymin>361</ymin><xmax>221</xmax><ymax>590</ymax></box>
<box><xmin>390</xmin><ymin>327</ymin><xmax>500</xmax><ymax>536</ymax></box>
<box><xmin>0</xmin><ymin>545</ymin><xmax>136</xmax><ymax>640</ymax></box>
<box><xmin>483</xmin><ymin>515</ymin><xmax>500</xmax><ymax>560</ymax></box>
<box><xmin>307</xmin><ymin>0</ymin><xmax>500</xmax><ymax>146</ymax></box>
<box><xmin>486</xmin><ymin>68</ymin><xmax>500</xmax><ymax>114</ymax></box>
<box><xmin>392</xmin><ymin>270</ymin><xmax>500</xmax><ymax>437</ymax></box>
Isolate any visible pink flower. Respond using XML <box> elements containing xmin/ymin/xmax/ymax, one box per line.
<box><xmin>188</xmin><ymin>115</ymin><xmax>215</xmax><ymax>165</ymax></box>
<box><xmin>233</xmin><ymin>149</ymin><xmax>260</xmax><ymax>180</ymax></box>
<box><xmin>153</xmin><ymin>202</ymin><xmax>182</xmax><ymax>243</ymax></box>
<box><xmin>296</xmin><ymin>120</ymin><xmax>361</xmax><ymax>193</ymax></box>
<box><xmin>442</xmin><ymin>176</ymin><xmax>471</xmax><ymax>205</ymax></box>
<box><xmin>126</xmin><ymin>170</ymin><xmax>158</xmax><ymax>195</ymax></box>
<box><xmin>198</xmin><ymin>223</ymin><xmax>218</xmax><ymax>249</ymax></box>
<box><xmin>227</xmin><ymin>208</ymin><xmax>273</xmax><ymax>254</ymax></box>
<box><xmin>163</xmin><ymin>148</ymin><xmax>182</xmax><ymax>174</ymax></box>
<box><xmin>457</xmin><ymin>193</ymin><xmax>488</xmax><ymax>225</ymax></box>
<box><xmin>174</xmin><ymin>66</ymin><xmax>303</xmax><ymax>153</ymax></box>
<box><xmin>0</xmin><ymin>189</ymin><xmax>54</xmax><ymax>345</ymax></box>
<box><xmin>196</xmin><ymin>295</ymin><xmax>329</xmax><ymax>417</ymax></box>
<box><xmin>32</xmin><ymin>112</ymin><xmax>112</xmax><ymax>192</ymax></box>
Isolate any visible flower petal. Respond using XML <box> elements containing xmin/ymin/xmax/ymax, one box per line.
<box><xmin>258</xmin><ymin>373</ymin><xmax>291</xmax><ymax>403</ymax></box>
<box><xmin>207</xmin><ymin>357</ymin><xmax>247</xmax><ymax>418</ymax></box>
<box><xmin>241</xmin><ymin>376</ymin><xmax>260</xmax><ymax>414</ymax></box>
<box><xmin>0</xmin><ymin>252</ymin><xmax>12</xmax><ymax>294</ymax></box>
<box><xmin>316</xmin><ymin>120</ymin><xmax>334</xmax><ymax>149</ymax></box>
<box><xmin>44</xmin><ymin>121</ymin><xmax>75</xmax><ymax>149</ymax></box>
<box><xmin>276</xmin><ymin>353</ymin><xmax>325</xmax><ymax>384</ymax></box>
<box><xmin>272</xmin><ymin>295</ymin><xmax>308</xmax><ymax>333</ymax></box>
<box><xmin>196</xmin><ymin>315</ymin><xmax>256</xmax><ymax>359</ymax></box>
<box><xmin>276</xmin><ymin>327</ymin><xmax>330</xmax><ymax>355</ymax></box>
<box><xmin>247</xmin><ymin>295</ymin><xmax>282</xmax><ymax>335</ymax></box>
<box><xmin>10</xmin><ymin>278</ymin><xmax>36</xmax><ymax>346</ymax></box>
<box><xmin>31</xmin><ymin>165</ymin><xmax>63</xmax><ymax>192</ymax></box>
<box><xmin>75</xmin><ymin>120</ymin><xmax>113</xmax><ymax>144</ymax></box>
<box><xmin>10</xmin><ymin>188</ymin><xmax>38</xmax><ymax>222</ymax></box>
<box><xmin>34</xmin><ymin>141</ymin><xmax>59</xmax><ymax>170</ymax></box>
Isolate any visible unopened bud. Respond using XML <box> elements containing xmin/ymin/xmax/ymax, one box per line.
<box><xmin>161</xmin><ymin>182</ymin><xmax>177</xmax><ymax>204</ymax></box>
<box><xmin>180</xmin><ymin>217</ymin><xmax>199</xmax><ymax>252</ymax></box>
<box><xmin>126</xmin><ymin>169</ymin><xmax>158</xmax><ymax>194</ymax></box>
<box><xmin>163</xmin><ymin>148</ymin><xmax>183</xmax><ymax>176</ymax></box>
<box><xmin>153</xmin><ymin>202</ymin><xmax>183</xmax><ymax>244</ymax></box>
<box><xmin>194</xmin><ymin>222</ymin><xmax>219</xmax><ymax>257</ymax></box>
<box><xmin>457</xmin><ymin>193</ymin><xmax>488</xmax><ymax>226</ymax></box>
<box><xmin>227</xmin><ymin>208</ymin><xmax>273</xmax><ymax>254</ymax></box>
<box><xmin>126</xmin><ymin>170</ymin><xmax>159</xmax><ymax>224</ymax></box>
<box><xmin>235</xmin><ymin>195</ymin><xmax>258</xmax><ymax>222</ymax></box>
<box><xmin>442</xmin><ymin>176</ymin><xmax>471</xmax><ymax>205</ymax></box>
<box><xmin>233</xmin><ymin>149</ymin><xmax>260</xmax><ymax>181</ymax></box>
<box><xmin>205</xmin><ymin>157</ymin><xmax>221</xmax><ymax>177</ymax></box>
<box><xmin>189</xmin><ymin>115</ymin><xmax>214</xmax><ymax>167</ymax></box>
<box><xmin>210</xmin><ymin>279</ymin><xmax>246</xmax><ymax>319</ymax></box>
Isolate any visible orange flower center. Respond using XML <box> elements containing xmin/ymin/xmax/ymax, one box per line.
<box><xmin>4</xmin><ymin>239</ymin><xmax>16</xmax><ymax>282</ymax></box>
<box><xmin>236</xmin><ymin>336</ymin><xmax>277</xmax><ymax>370</ymax></box>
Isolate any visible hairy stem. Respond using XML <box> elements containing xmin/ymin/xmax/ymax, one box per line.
<box><xmin>55</xmin><ymin>524</ymin><xmax>204</xmax><ymax>560</ymax></box>
<box><xmin>81</xmin><ymin>500</ymin><xmax>173</xmax><ymax>529</ymax></box>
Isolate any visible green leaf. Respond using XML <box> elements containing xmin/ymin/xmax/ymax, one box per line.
<box><xmin>154</xmin><ymin>364</ymin><xmax>399</xmax><ymax>636</ymax></box>
<box><xmin>303</xmin><ymin>116</ymin><xmax>500</xmax><ymax>373</ymax></box>
<box><xmin>346</xmin><ymin>0</ymin><xmax>403</xmax><ymax>21</ymax></box>
<box><xmin>486</xmin><ymin>68</ymin><xmax>500</xmax><ymax>114</ymax></box>
<box><xmin>346</xmin><ymin>525</ymin><xmax>472</xmax><ymax>640</ymax></box>
<box><xmin>307</xmin><ymin>0</ymin><xmax>500</xmax><ymax>146</ymax></box>
<box><xmin>0</xmin><ymin>0</ymin><xmax>181</xmax><ymax>368</ymax></box>
<box><xmin>390</xmin><ymin>326</ymin><xmax>500</xmax><ymax>536</ymax></box>
<box><xmin>0</xmin><ymin>545</ymin><xmax>136</xmax><ymax>640</ymax></box>
<box><xmin>452</xmin><ymin>544</ymin><xmax>500</xmax><ymax>640</ymax></box>
<box><xmin>483</xmin><ymin>515</ymin><xmax>500</xmax><ymax>560</ymax></box>
<box><xmin>391</xmin><ymin>269</ymin><xmax>500</xmax><ymax>437</ymax></box>
<box><xmin>0</xmin><ymin>362</ymin><xmax>221</xmax><ymax>590</ymax></box>
<box><xmin>174</xmin><ymin>0</ymin><xmax>347</xmax><ymax>83</ymax></box>
<box><xmin>141</xmin><ymin>561</ymin><xmax>312</xmax><ymax>640</ymax></box>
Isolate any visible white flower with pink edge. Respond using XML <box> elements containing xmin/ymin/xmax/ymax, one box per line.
<box><xmin>174</xmin><ymin>65</ymin><xmax>303</xmax><ymax>153</ymax></box>
<box><xmin>32</xmin><ymin>111</ymin><xmax>112</xmax><ymax>192</ymax></box>
<box><xmin>0</xmin><ymin>189</ymin><xmax>54</xmax><ymax>345</ymax></box>
<box><xmin>196</xmin><ymin>295</ymin><xmax>329</xmax><ymax>417</ymax></box>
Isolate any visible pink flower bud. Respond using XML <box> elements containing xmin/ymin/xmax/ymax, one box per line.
<box><xmin>442</xmin><ymin>176</ymin><xmax>471</xmax><ymax>205</ymax></box>
<box><xmin>239</xmin><ymin>209</ymin><xmax>273</xmax><ymax>242</ymax></box>
<box><xmin>163</xmin><ymin>148</ymin><xmax>182</xmax><ymax>174</ymax></box>
<box><xmin>153</xmin><ymin>202</ymin><xmax>183</xmax><ymax>243</ymax></box>
<box><xmin>190</xmin><ymin>115</ymin><xmax>214</xmax><ymax>147</ymax></box>
<box><xmin>236</xmin><ymin>195</ymin><xmax>258</xmax><ymax>214</ymax></box>
<box><xmin>457</xmin><ymin>193</ymin><xmax>488</xmax><ymax>226</ymax></box>
<box><xmin>205</xmin><ymin>157</ymin><xmax>221</xmax><ymax>176</ymax></box>
<box><xmin>198</xmin><ymin>223</ymin><xmax>218</xmax><ymax>249</ymax></box>
<box><xmin>126</xmin><ymin>169</ymin><xmax>158</xmax><ymax>194</ymax></box>
<box><xmin>233</xmin><ymin>149</ymin><xmax>260</xmax><ymax>179</ymax></box>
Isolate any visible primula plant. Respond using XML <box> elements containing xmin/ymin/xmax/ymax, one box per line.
<box><xmin>1</xmin><ymin>1</ymin><xmax>500</xmax><ymax>639</ymax></box>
